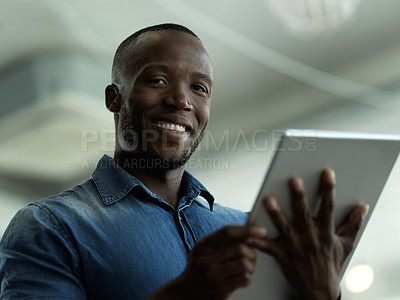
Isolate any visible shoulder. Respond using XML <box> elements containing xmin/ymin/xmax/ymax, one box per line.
<box><xmin>42</xmin><ymin>178</ymin><xmax>99</xmax><ymax>203</ymax></box>
<box><xmin>3</xmin><ymin>178</ymin><xmax>100</xmax><ymax>243</ymax></box>
<box><xmin>29</xmin><ymin>178</ymin><xmax>100</xmax><ymax>214</ymax></box>
<box><xmin>0</xmin><ymin>187</ymin><xmax>89</xmax><ymax>299</ymax></box>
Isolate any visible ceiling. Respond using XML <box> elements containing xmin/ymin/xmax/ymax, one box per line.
<box><xmin>1</xmin><ymin>0</ymin><xmax>400</xmax><ymax>298</ymax></box>
<box><xmin>2</xmin><ymin>0</ymin><xmax>400</xmax><ymax>109</ymax></box>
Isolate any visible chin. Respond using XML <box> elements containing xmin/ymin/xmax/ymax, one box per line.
<box><xmin>158</xmin><ymin>153</ymin><xmax>192</xmax><ymax>169</ymax></box>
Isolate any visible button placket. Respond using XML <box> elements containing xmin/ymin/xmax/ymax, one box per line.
<box><xmin>175</xmin><ymin>202</ymin><xmax>196</xmax><ymax>251</ymax></box>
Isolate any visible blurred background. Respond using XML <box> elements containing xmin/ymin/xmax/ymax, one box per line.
<box><xmin>1</xmin><ymin>0</ymin><xmax>400</xmax><ymax>298</ymax></box>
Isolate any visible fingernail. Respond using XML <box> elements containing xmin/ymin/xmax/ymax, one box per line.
<box><xmin>325</xmin><ymin>168</ymin><xmax>336</xmax><ymax>184</ymax></box>
<box><xmin>362</xmin><ymin>204</ymin><xmax>370</xmax><ymax>219</ymax></box>
<box><xmin>292</xmin><ymin>178</ymin><xmax>304</xmax><ymax>191</ymax></box>
<box><xmin>250</xmin><ymin>226</ymin><xmax>267</xmax><ymax>236</ymax></box>
<box><xmin>266</xmin><ymin>196</ymin><xmax>279</xmax><ymax>211</ymax></box>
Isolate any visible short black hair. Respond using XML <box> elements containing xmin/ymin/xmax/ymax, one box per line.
<box><xmin>112</xmin><ymin>23</ymin><xmax>200</xmax><ymax>85</ymax></box>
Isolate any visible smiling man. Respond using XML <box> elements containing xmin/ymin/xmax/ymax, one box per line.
<box><xmin>0</xmin><ymin>24</ymin><xmax>367</xmax><ymax>300</ymax></box>
<box><xmin>107</xmin><ymin>25</ymin><xmax>213</xmax><ymax>208</ymax></box>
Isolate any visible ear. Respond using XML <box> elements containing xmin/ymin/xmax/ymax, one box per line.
<box><xmin>105</xmin><ymin>84</ymin><xmax>122</xmax><ymax>113</ymax></box>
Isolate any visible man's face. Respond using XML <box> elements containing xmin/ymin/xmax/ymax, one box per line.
<box><xmin>116</xmin><ymin>30</ymin><xmax>213</xmax><ymax>169</ymax></box>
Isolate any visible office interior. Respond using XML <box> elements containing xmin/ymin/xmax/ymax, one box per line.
<box><xmin>1</xmin><ymin>0</ymin><xmax>400</xmax><ymax>299</ymax></box>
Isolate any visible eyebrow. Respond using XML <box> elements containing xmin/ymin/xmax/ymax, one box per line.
<box><xmin>193</xmin><ymin>72</ymin><xmax>213</xmax><ymax>85</ymax></box>
<box><xmin>141</xmin><ymin>64</ymin><xmax>171</xmax><ymax>73</ymax></box>
<box><xmin>140</xmin><ymin>64</ymin><xmax>213</xmax><ymax>85</ymax></box>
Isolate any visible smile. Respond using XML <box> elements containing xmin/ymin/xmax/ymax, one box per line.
<box><xmin>154</xmin><ymin>121</ymin><xmax>186</xmax><ymax>132</ymax></box>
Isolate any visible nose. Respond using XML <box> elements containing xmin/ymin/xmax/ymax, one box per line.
<box><xmin>163</xmin><ymin>84</ymin><xmax>193</xmax><ymax>111</ymax></box>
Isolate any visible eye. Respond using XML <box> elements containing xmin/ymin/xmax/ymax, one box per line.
<box><xmin>148</xmin><ymin>78</ymin><xmax>167</xmax><ymax>86</ymax></box>
<box><xmin>192</xmin><ymin>84</ymin><xmax>208</xmax><ymax>94</ymax></box>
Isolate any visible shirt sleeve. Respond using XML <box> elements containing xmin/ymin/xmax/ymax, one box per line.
<box><xmin>0</xmin><ymin>203</ymin><xmax>86</xmax><ymax>299</ymax></box>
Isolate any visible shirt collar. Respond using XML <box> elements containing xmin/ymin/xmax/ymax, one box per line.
<box><xmin>181</xmin><ymin>170</ymin><xmax>214</xmax><ymax>210</ymax></box>
<box><xmin>91</xmin><ymin>155</ymin><xmax>214</xmax><ymax>210</ymax></box>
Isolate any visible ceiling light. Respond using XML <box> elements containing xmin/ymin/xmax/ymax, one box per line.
<box><xmin>344</xmin><ymin>264</ymin><xmax>374</xmax><ymax>293</ymax></box>
<box><xmin>267</xmin><ymin>0</ymin><xmax>362</xmax><ymax>34</ymax></box>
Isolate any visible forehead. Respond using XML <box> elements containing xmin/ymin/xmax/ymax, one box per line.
<box><xmin>127</xmin><ymin>30</ymin><xmax>213</xmax><ymax>80</ymax></box>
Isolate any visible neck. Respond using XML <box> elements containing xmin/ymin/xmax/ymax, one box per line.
<box><xmin>114</xmin><ymin>151</ymin><xmax>185</xmax><ymax>209</ymax></box>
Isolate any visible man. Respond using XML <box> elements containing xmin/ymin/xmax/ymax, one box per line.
<box><xmin>0</xmin><ymin>24</ymin><xmax>368</xmax><ymax>299</ymax></box>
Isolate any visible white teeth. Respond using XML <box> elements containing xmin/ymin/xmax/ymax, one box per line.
<box><xmin>155</xmin><ymin>122</ymin><xmax>186</xmax><ymax>132</ymax></box>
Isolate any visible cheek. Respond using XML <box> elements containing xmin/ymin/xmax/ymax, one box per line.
<box><xmin>196</xmin><ymin>102</ymin><xmax>211</xmax><ymax>127</ymax></box>
<box><xmin>126</xmin><ymin>86</ymin><xmax>153</xmax><ymax>104</ymax></box>
<box><xmin>125</xmin><ymin>96</ymin><xmax>150</xmax><ymax>120</ymax></box>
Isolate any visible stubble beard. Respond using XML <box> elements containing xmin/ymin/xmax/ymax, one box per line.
<box><xmin>118</xmin><ymin>106</ymin><xmax>203</xmax><ymax>170</ymax></box>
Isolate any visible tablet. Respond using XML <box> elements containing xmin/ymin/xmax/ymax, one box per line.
<box><xmin>230</xmin><ymin>129</ymin><xmax>400</xmax><ymax>300</ymax></box>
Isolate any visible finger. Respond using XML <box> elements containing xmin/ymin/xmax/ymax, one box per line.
<box><xmin>195</xmin><ymin>225</ymin><xmax>267</xmax><ymax>251</ymax></box>
<box><xmin>316</xmin><ymin>169</ymin><xmax>336</xmax><ymax>236</ymax></box>
<box><xmin>264</xmin><ymin>196</ymin><xmax>293</xmax><ymax>239</ymax></box>
<box><xmin>338</xmin><ymin>204</ymin><xmax>369</xmax><ymax>252</ymax></box>
<box><xmin>220</xmin><ymin>271</ymin><xmax>252</xmax><ymax>295</ymax></box>
<box><xmin>290</xmin><ymin>177</ymin><xmax>314</xmax><ymax>236</ymax></box>
<box><xmin>196</xmin><ymin>246</ymin><xmax>257</xmax><ymax>296</ymax></box>
<box><xmin>247</xmin><ymin>236</ymin><xmax>281</xmax><ymax>258</ymax></box>
<box><xmin>215</xmin><ymin>243</ymin><xmax>257</xmax><ymax>265</ymax></box>
<box><xmin>229</xmin><ymin>273</ymin><xmax>252</xmax><ymax>290</ymax></box>
<box><xmin>220</xmin><ymin>257</ymin><xmax>256</xmax><ymax>279</ymax></box>
<box><xmin>247</xmin><ymin>238</ymin><xmax>289</xmax><ymax>270</ymax></box>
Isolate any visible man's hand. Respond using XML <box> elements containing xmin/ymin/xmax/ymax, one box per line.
<box><xmin>250</xmin><ymin>169</ymin><xmax>369</xmax><ymax>300</ymax></box>
<box><xmin>147</xmin><ymin>225</ymin><xmax>266</xmax><ymax>300</ymax></box>
<box><xmin>146</xmin><ymin>225</ymin><xmax>266</xmax><ymax>300</ymax></box>
<box><xmin>177</xmin><ymin>225</ymin><xmax>267</xmax><ymax>300</ymax></box>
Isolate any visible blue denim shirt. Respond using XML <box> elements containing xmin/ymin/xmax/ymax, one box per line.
<box><xmin>0</xmin><ymin>155</ymin><xmax>247</xmax><ymax>299</ymax></box>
